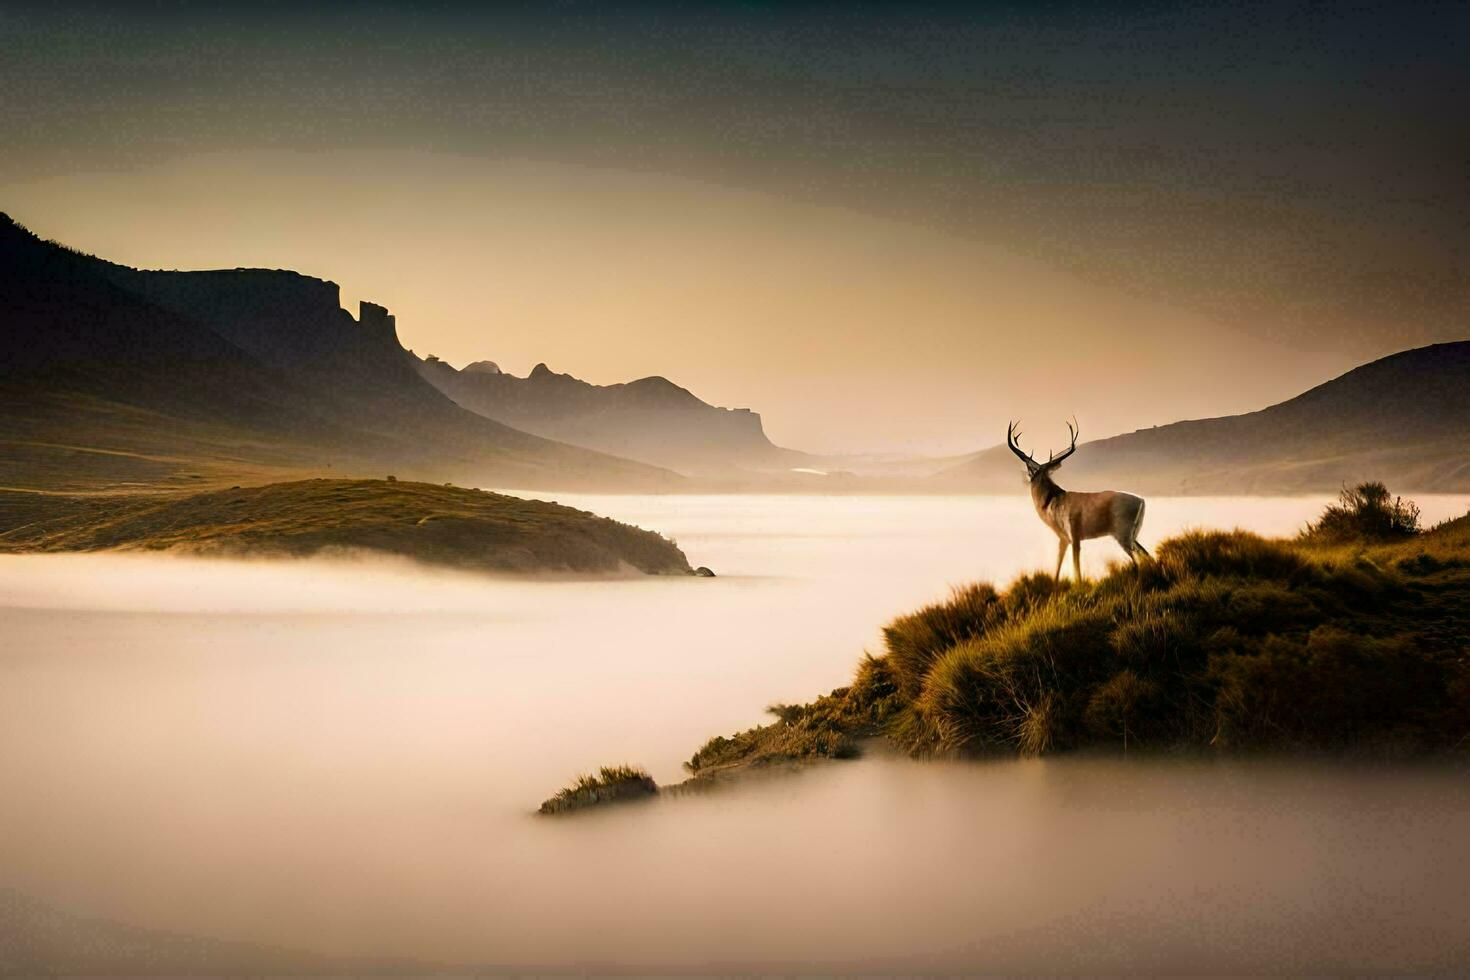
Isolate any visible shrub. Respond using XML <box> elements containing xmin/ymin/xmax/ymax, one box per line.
<box><xmin>882</xmin><ymin>584</ymin><xmax>1002</xmax><ymax>700</ymax></box>
<box><xmin>916</xmin><ymin>604</ymin><xmax>1114</xmax><ymax>755</ymax></box>
<box><xmin>1303</xmin><ymin>482</ymin><xmax>1421</xmax><ymax>543</ymax></box>
<box><xmin>1205</xmin><ymin>628</ymin><xmax>1439</xmax><ymax>750</ymax></box>
<box><xmin>1084</xmin><ymin>670</ymin><xmax>1163</xmax><ymax>745</ymax></box>
<box><xmin>1109</xmin><ymin>609</ymin><xmax>1198</xmax><ymax>668</ymax></box>
<box><xmin>1155</xmin><ymin>530</ymin><xmax>1308</xmax><ymax>582</ymax></box>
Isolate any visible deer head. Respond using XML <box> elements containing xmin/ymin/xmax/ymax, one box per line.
<box><xmin>1006</xmin><ymin>419</ymin><xmax>1078</xmax><ymax>484</ymax></box>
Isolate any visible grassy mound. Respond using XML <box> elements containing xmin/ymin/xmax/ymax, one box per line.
<box><xmin>538</xmin><ymin>766</ymin><xmax>658</xmax><ymax>815</ymax></box>
<box><xmin>685</xmin><ymin>499</ymin><xmax>1470</xmax><ymax>767</ymax></box>
<box><xmin>0</xmin><ymin>478</ymin><xmax>692</xmax><ymax>575</ymax></box>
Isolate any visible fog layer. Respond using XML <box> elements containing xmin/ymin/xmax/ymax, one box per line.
<box><xmin>3</xmin><ymin>493</ymin><xmax>1469</xmax><ymax>972</ymax></box>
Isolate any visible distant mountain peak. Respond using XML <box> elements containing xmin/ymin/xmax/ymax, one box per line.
<box><xmin>628</xmin><ymin>375</ymin><xmax>680</xmax><ymax>392</ymax></box>
<box><xmin>938</xmin><ymin>340</ymin><xmax>1470</xmax><ymax>494</ymax></box>
<box><xmin>410</xmin><ymin>351</ymin><xmax>798</xmax><ymax>473</ymax></box>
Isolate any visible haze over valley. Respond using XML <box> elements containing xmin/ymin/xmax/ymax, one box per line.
<box><xmin>4</xmin><ymin>211</ymin><xmax>1467</xmax><ymax>501</ymax></box>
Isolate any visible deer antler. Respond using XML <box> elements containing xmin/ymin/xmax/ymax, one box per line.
<box><xmin>1048</xmin><ymin>418</ymin><xmax>1080</xmax><ymax>465</ymax></box>
<box><xmin>1007</xmin><ymin>420</ymin><xmax>1040</xmax><ymax>468</ymax></box>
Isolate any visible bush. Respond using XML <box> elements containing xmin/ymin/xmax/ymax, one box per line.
<box><xmin>916</xmin><ymin>603</ymin><xmax>1115</xmax><ymax>755</ymax></box>
<box><xmin>882</xmin><ymin>584</ymin><xmax>1002</xmax><ymax>700</ymax></box>
<box><xmin>1303</xmin><ymin>482</ymin><xmax>1421</xmax><ymax>543</ymax></box>
<box><xmin>1155</xmin><ymin>529</ymin><xmax>1308</xmax><ymax>582</ymax></box>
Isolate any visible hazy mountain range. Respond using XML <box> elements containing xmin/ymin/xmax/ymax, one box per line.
<box><xmin>2</xmin><ymin>210</ymin><xmax>1466</xmax><ymax>495</ymax></box>
<box><xmin>940</xmin><ymin>341</ymin><xmax>1470</xmax><ymax>494</ymax></box>
<box><xmin>413</xmin><ymin>354</ymin><xmax>806</xmax><ymax>474</ymax></box>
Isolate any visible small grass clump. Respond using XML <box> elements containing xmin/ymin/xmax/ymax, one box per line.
<box><xmin>538</xmin><ymin>765</ymin><xmax>658</xmax><ymax>815</ymax></box>
<box><xmin>683</xmin><ymin>655</ymin><xmax>904</xmax><ymax>776</ymax></box>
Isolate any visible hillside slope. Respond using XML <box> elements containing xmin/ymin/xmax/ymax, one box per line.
<box><xmin>939</xmin><ymin>342</ymin><xmax>1470</xmax><ymax>494</ymax></box>
<box><xmin>414</xmin><ymin>355</ymin><xmax>806</xmax><ymax>474</ymax></box>
<box><xmin>0</xmin><ymin>479</ymin><xmax>692</xmax><ymax>575</ymax></box>
<box><xmin>0</xmin><ymin>213</ymin><xmax>677</xmax><ymax>492</ymax></box>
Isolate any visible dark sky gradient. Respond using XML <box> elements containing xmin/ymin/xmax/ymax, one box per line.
<box><xmin>2</xmin><ymin>1</ymin><xmax>1465</xmax><ymax>450</ymax></box>
<box><xmin>6</xmin><ymin>2</ymin><xmax>1466</xmax><ymax>345</ymax></box>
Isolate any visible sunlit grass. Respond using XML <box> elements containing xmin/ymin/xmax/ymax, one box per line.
<box><xmin>0</xmin><ymin>478</ymin><xmax>692</xmax><ymax>575</ymax></box>
<box><xmin>682</xmin><ymin>489</ymin><xmax>1470</xmax><ymax>766</ymax></box>
<box><xmin>538</xmin><ymin>765</ymin><xmax>658</xmax><ymax>815</ymax></box>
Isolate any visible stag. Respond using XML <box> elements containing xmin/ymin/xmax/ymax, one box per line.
<box><xmin>1006</xmin><ymin>420</ymin><xmax>1149</xmax><ymax>581</ymax></box>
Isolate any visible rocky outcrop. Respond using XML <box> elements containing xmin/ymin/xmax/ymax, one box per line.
<box><xmin>357</xmin><ymin>301</ymin><xmax>398</xmax><ymax>344</ymax></box>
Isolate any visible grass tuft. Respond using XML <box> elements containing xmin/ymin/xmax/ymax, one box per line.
<box><xmin>538</xmin><ymin>765</ymin><xmax>658</xmax><ymax>815</ymax></box>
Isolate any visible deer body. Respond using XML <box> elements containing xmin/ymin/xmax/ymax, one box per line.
<box><xmin>1009</xmin><ymin>421</ymin><xmax>1150</xmax><ymax>581</ymax></box>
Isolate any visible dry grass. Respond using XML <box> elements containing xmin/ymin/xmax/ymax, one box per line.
<box><xmin>682</xmin><ymin>656</ymin><xmax>903</xmax><ymax>777</ymax></box>
<box><xmin>538</xmin><ymin>766</ymin><xmax>658</xmax><ymax>815</ymax></box>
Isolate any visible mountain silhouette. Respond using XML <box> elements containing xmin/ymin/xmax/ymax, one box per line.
<box><xmin>414</xmin><ymin>354</ymin><xmax>809</xmax><ymax>475</ymax></box>
<box><xmin>940</xmin><ymin>341</ymin><xmax>1470</xmax><ymax>493</ymax></box>
<box><xmin>0</xmin><ymin>213</ymin><xmax>677</xmax><ymax>491</ymax></box>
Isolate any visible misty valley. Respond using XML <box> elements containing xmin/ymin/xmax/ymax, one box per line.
<box><xmin>4</xmin><ymin>493</ymin><xmax>1470</xmax><ymax>972</ymax></box>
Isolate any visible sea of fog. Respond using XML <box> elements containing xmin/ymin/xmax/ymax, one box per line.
<box><xmin>3</xmin><ymin>493</ymin><xmax>1470</xmax><ymax>972</ymax></box>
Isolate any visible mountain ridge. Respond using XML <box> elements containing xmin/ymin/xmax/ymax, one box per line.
<box><xmin>938</xmin><ymin>341</ymin><xmax>1470</xmax><ymax>494</ymax></box>
<box><xmin>0</xmin><ymin>212</ymin><xmax>678</xmax><ymax>492</ymax></box>
<box><xmin>414</xmin><ymin>353</ymin><xmax>809</xmax><ymax>474</ymax></box>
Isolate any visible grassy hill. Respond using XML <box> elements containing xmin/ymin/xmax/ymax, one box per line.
<box><xmin>0</xmin><ymin>479</ymin><xmax>692</xmax><ymax>575</ymax></box>
<box><xmin>536</xmin><ymin>491</ymin><xmax>1470</xmax><ymax>813</ymax></box>
<box><xmin>940</xmin><ymin>342</ymin><xmax>1470</xmax><ymax>494</ymax></box>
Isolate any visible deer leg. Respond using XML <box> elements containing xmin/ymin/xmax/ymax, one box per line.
<box><xmin>1071</xmin><ymin>537</ymin><xmax>1083</xmax><ymax>582</ymax></box>
<box><xmin>1115</xmin><ymin>532</ymin><xmax>1138</xmax><ymax>565</ymax></box>
<box><xmin>1054</xmin><ymin>537</ymin><xmax>1067</xmax><ymax>581</ymax></box>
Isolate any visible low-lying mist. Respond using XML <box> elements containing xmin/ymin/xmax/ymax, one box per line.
<box><xmin>4</xmin><ymin>493</ymin><xmax>1470</xmax><ymax>972</ymax></box>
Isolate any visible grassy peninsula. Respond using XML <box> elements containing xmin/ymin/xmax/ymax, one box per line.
<box><xmin>0</xmin><ymin>478</ymin><xmax>692</xmax><ymax>576</ymax></box>
<box><xmin>547</xmin><ymin>486</ymin><xmax>1470</xmax><ymax>812</ymax></box>
<box><xmin>696</xmin><ymin>486</ymin><xmax>1469</xmax><ymax>767</ymax></box>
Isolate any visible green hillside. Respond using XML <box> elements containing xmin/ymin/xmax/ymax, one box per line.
<box><xmin>0</xmin><ymin>478</ymin><xmax>692</xmax><ymax>576</ymax></box>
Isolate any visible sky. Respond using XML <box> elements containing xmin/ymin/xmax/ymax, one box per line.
<box><xmin>2</xmin><ymin>1</ymin><xmax>1465</xmax><ymax>454</ymax></box>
